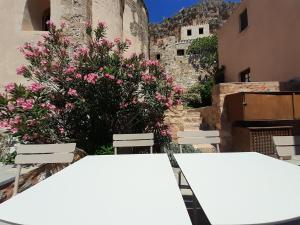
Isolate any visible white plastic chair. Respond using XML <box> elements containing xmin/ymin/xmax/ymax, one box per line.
<box><xmin>13</xmin><ymin>143</ymin><xmax>76</xmax><ymax>196</ymax></box>
<box><xmin>176</xmin><ymin>130</ymin><xmax>220</xmax><ymax>187</ymax></box>
<box><xmin>177</xmin><ymin>130</ymin><xmax>220</xmax><ymax>153</ymax></box>
<box><xmin>113</xmin><ymin>133</ymin><xmax>154</xmax><ymax>155</ymax></box>
<box><xmin>273</xmin><ymin>136</ymin><xmax>300</xmax><ymax>166</ymax></box>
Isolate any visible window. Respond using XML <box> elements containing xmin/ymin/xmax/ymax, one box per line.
<box><xmin>239</xmin><ymin>9</ymin><xmax>248</xmax><ymax>32</ymax></box>
<box><xmin>187</xmin><ymin>29</ymin><xmax>192</xmax><ymax>36</ymax></box>
<box><xmin>156</xmin><ymin>54</ymin><xmax>161</xmax><ymax>60</ymax></box>
<box><xmin>199</xmin><ymin>27</ymin><xmax>204</xmax><ymax>34</ymax></box>
<box><xmin>42</xmin><ymin>8</ymin><xmax>51</xmax><ymax>31</ymax></box>
<box><xmin>240</xmin><ymin>68</ymin><xmax>251</xmax><ymax>82</ymax></box>
<box><xmin>22</xmin><ymin>0</ymin><xmax>51</xmax><ymax>31</ymax></box>
<box><xmin>177</xmin><ymin>49</ymin><xmax>185</xmax><ymax>56</ymax></box>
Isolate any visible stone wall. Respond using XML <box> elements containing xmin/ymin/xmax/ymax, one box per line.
<box><xmin>150</xmin><ymin>36</ymin><xmax>207</xmax><ymax>88</ymax></box>
<box><xmin>0</xmin><ymin>0</ymin><xmax>149</xmax><ymax>86</ymax></box>
<box><xmin>149</xmin><ymin>0</ymin><xmax>238</xmax><ymax>88</ymax></box>
<box><xmin>204</xmin><ymin>82</ymin><xmax>300</xmax><ymax>151</ymax></box>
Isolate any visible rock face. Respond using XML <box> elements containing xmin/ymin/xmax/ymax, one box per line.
<box><xmin>149</xmin><ymin>0</ymin><xmax>238</xmax><ymax>87</ymax></box>
<box><xmin>0</xmin><ymin>148</ymin><xmax>87</xmax><ymax>203</ymax></box>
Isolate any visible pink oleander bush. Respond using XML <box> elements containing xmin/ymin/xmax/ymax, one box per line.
<box><xmin>0</xmin><ymin>21</ymin><xmax>183</xmax><ymax>154</ymax></box>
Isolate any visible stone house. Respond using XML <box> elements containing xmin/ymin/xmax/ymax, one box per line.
<box><xmin>149</xmin><ymin>0</ymin><xmax>237</xmax><ymax>88</ymax></box>
<box><xmin>0</xmin><ymin>0</ymin><xmax>149</xmax><ymax>85</ymax></box>
<box><xmin>218</xmin><ymin>0</ymin><xmax>300</xmax><ymax>82</ymax></box>
<box><xmin>150</xmin><ymin>24</ymin><xmax>211</xmax><ymax>88</ymax></box>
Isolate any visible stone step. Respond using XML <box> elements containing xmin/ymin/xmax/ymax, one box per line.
<box><xmin>183</xmin><ymin>117</ymin><xmax>201</xmax><ymax>123</ymax></box>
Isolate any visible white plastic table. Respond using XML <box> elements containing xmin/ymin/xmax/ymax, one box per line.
<box><xmin>175</xmin><ymin>152</ymin><xmax>300</xmax><ymax>225</ymax></box>
<box><xmin>0</xmin><ymin>154</ymin><xmax>192</xmax><ymax>225</ymax></box>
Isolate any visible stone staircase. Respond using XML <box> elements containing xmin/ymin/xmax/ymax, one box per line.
<box><xmin>182</xmin><ymin>108</ymin><xmax>216</xmax><ymax>153</ymax></box>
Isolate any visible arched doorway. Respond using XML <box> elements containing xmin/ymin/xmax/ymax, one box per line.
<box><xmin>22</xmin><ymin>0</ymin><xmax>51</xmax><ymax>31</ymax></box>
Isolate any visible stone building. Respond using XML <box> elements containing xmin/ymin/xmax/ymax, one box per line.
<box><xmin>218</xmin><ymin>0</ymin><xmax>300</xmax><ymax>82</ymax></box>
<box><xmin>0</xmin><ymin>0</ymin><xmax>149</xmax><ymax>85</ymax></box>
<box><xmin>149</xmin><ymin>0</ymin><xmax>237</xmax><ymax>88</ymax></box>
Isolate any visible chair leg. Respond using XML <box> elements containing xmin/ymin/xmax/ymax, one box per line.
<box><xmin>193</xmin><ymin>194</ymin><xmax>198</xmax><ymax>224</ymax></box>
<box><xmin>179</xmin><ymin>145</ymin><xmax>183</xmax><ymax>154</ymax></box>
<box><xmin>114</xmin><ymin>147</ymin><xmax>117</xmax><ymax>155</ymax></box>
<box><xmin>13</xmin><ymin>165</ymin><xmax>21</xmax><ymax>196</ymax></box>
<box><xmin>178</xmin><ymin>170</ymin><xmax>182</xmax><ymax>186</ymax></box>
<box><xmin>150</xmin><ymin>146</ymin><xmax>153</xmax><ymax>154</ymax></box>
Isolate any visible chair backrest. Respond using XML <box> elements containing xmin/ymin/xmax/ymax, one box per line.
<box><xmin>177</xmin><ymin>130</ymin><xmax>220</xmax><ymax>153</ymax></box>
<box><xmin>15</xmin><ymin>143</ymin><xmax>76</xmax><ymax>165</ymax></box>
<box><xmin>273</xmin><ymin>136</ymin><xmax>300</xmax><ymax>158</ymax></box>
<box><xmin>13</xmin><ymin>143</ymin><xmax>76</xmax><ymax>196</ymax></box>
<box><xmin>113</xmin><ymin>133</ymin><xmax>154</xmax><ymax>154</ymax></box>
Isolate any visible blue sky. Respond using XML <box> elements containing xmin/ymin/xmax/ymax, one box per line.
<box><xmin>144</xmin><ymin>0</ymin><xmax>240</xmax><ymax>23</ymax></box>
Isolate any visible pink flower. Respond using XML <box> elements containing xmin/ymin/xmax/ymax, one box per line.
<box><xmin>160</xmin><ymin>130</ymin><xmax>167</xmax><ymax>136</ymax></box>
<box><xmin>16</xmin><ymin>65</ymin><xmax>27</xmax><ymax>75</ymax></box>
<box><xmin>114</xmin><ymin>37</ymin><xmax>121</xmax><ymax>44</ymax></box>
<box><xmin>127</xmin><ymin>74</ymin><xmax>133</xmax><ymax>78</ymax></box>
<box><xmin>142</xmin><ymin>73</ymin><xmax>156</xmax><ymax>83</ymax></box>
<box><xmin>21</xmin><ymin>99</ymin><xmax>35</xmax><ymax>110</ymax></box>
<box><xmin>4</xmin><ymin>83</ymin><xmax>16</xmax><ymax>92</ymax></box>
<box><xmin>173</xmin><ymin>84</ymin><xmax>184</xmax><ymax>94</ymax></box>
<box><xmin>104</xmin><ymin>73</ymin><xmax>115</xmax><ymax>80</ymax></box>
<box><xmin>22</xmin><ymin>134</ymin><xmax>31</xmax><ymax>141</ymax></box>
<box><xmin>65</xmin><ymin>66</ymin><xmax>76</xmax><ymax>74</ymax></box>
<box><xmin>66</xmin><ymin>77</ymin><xmax>73</xmax><ymax>82</ymax></box>
<box><xmin>98</xmin><ymin>21</ymin><xmax>107</xmax><ymax>29</ymax></box>
<box><xmin>7</xmin><ymin>102</ymin><xmax>15</xmax><ymax>111</ymax></box>
<box><xmin>0</xmin><ymin>120</ymin><xmax>10</xmax><ymax>129</ymax></box>
<box><xmin>11</xmin><ymin>128</ymin><xmax>19</xmax><ymax>134</ymax></box>
<box><xmin>145</xmin><ymin>60</ymin><xmax>160</xmax><ymax>67</ymax></box>
<box><xmin>27</xmin><ymin>83</ymin><xmax>44</xmax><ymax>93</ymax></box>
<box><xmin>84</xmin><ymin>73</ymin><xmax>99</xmax><ymax>84</ymax></box>
<box><xmin>16</xmin><ymin>98</ymin><xmax>25</xmax><ymax>106</ymax></box>
<box><xmin>67</xmin><ymin>88</ymin><xmax>78</xmax><ymax>97</ymax></box>
<box><xmin>65</xmin><ymin>102</ymin><xmax>75</xmax><ymax>110</ymax></box>
<box><xmin>46</xmin><ymin>20</ymin><xmax>55</xmax><ymax>29</ymax></box>
<box><xmin>59</xmin><ymin>127</ymin><xmax>65</xmax><ymax>134</ymax></box>
<box><xmin>119</xmin><ymin>102</ymin><xmax>129</xmax><ymax>109</ymax></box>
<box><xmin>75</xmin><ymin>73</ymin><xmax>82</xmax><ymax>79</ymax></box>
<box><xmin>41</xmin><ymin>102</ymin><xmax>56</xmax><ymax>111</ymax></box>
<box><xmin>125</xmin><ymin>38</ymin><xmax>132</xmax><ymax>46</ymax></box>
<box><xmin>60</xmin><ymin>21</ymin><xmax>66</xmax><ymax>29</ymax></box>
<box><xmin>100</xmin><ymin>39</ymin><xmax>114</xmax><ymax>48</ymax></box>
<box><xmin>155</xmin><ymin>92</ymin><xmax>164</xmax><ymax>101</ymax></box>
<box><xmin>166</xmin><ymin>75</ymin><xmax>174</xmax><ymax>84</ymax></box>
<box><xmin>132</xmin><ymin>97</ymin><xmax>138</xmax><ymax>104</ymax></box>
<box><xmin>74</xmin><ymin>47</ymin><xmax>89</xmax><ymax>59</ymax></box>
<box><xmin>165</xmin><ymin>98</ymin><xmax>173</xmax><ymax>108</ymax></box>
<box><xmin>85</xmin><ymin>21</ymin><xmax>92</xmax><ymax>28</ymax></box>
<box><xmin>116</xmin><ymin>79</ymin><xmax>123</xmax><ymax>85</ymax></box>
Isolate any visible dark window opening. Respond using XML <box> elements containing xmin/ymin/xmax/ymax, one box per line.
<box><xmin>240</xmin><ymin>68</ymin><xmax>251</xmax><ymax>82</ymax></box>
<box><xmin>199</xmin><ymin>28</ymin><xmax>204</xmax><ymax>34</ymax></box>
<box><xmin>177</xmin><ymin>49</ymin><xmax>185</xmax><ymax>56</ymax></box>
<box><xmin>187</xmin><ymin>29</ymin><xmax>192</xmax><ymax>36</ymax></box>
<box><xmin>42</xmin><ymin>8</ymin><xmax>51</xmax><ymax>31</ymax></box>
<box><xmin>156</xmin><ymin>54</ymin><xmax>161</xmax><ymax>60</ymax></box>
<box><xmin>239</xmin><ymin>9</ymin><xmax>248</xmax><ymax>32</ymax></box>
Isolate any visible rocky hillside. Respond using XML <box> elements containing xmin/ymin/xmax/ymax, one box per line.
<box><xmin>149</xmin><ymin>0</ymin><xmax>239</xmax><ymax>41</ymax></box>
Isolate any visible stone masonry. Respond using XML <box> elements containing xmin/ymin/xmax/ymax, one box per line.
<box><xmin>149</xmin><ymin>0</ymin><xmax>238</xmax><ymax>88</ymax></box>
<box><xmin>201</xmin><ymin>82</ymin><xmax>300</xmax><ymax>152</ymax></box>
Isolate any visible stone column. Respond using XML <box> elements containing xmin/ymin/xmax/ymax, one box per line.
<box><xmin>92</xmin><ymin>0</ymin><xmax>124</xmax><ymax>41</ymax></box>
<box><xmin>60</xmin><ymin>0</ymin><xmax>92</xmax><ymax>42</ymax></box>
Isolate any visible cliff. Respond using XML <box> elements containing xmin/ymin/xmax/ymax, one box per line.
<box><xmin>149</xmin><ymin>0</ymin><xmax>239</xmax><ymax>41</ymax></box>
